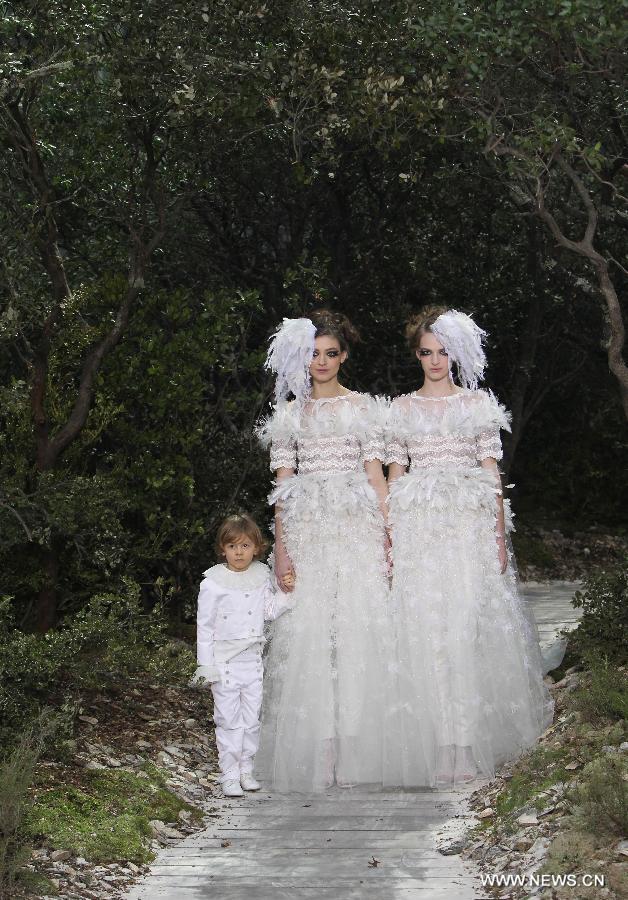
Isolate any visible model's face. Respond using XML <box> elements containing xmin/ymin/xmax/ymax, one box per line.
<box><xmin>222</xmin><ymin>534</ymin><xmax>257</xmax><ymax>571</ymax></box>
<box><xmin>309</xmin><ymin>335</ymin><xmax>347</xmax><ymax>385</ymax></box>
<box><xmin>417</xmin><ymin>331</ymin><xmax>451</xmax><ymax>384</ymax></box>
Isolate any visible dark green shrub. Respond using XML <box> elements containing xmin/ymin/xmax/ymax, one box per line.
<box><xmin>0</xmin><ymin>580</ymin><xmax>195</xmax><ymax>744</ymax></box>
<box><xmin>0</xmin><ymin>710</ymin><xmax>60</xmax><ymax>895</ymax></box>
<box><xmin>570</xmin><ymin>559</ymin><xmax>628</xmax><ymax>664</ymax></box>
<box><xmin>569</xmin><ymin>754</ymin><xmax>628</xmax><ymax>837</ymax></box>
<box><xmin>572</xmin><ymin>653</ymin><xmax>628</xmax><ymax>724</ymax></box>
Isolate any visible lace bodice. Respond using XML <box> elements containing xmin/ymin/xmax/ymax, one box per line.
<box><xmin>257</xmin><ymin>392</ymin><xmax>387</xmax><ymax>475</ymax></box>
<box><xmin>385</xmin><ymin>390</ymin><xmax>510</xmax><ymax>470</ymax></box>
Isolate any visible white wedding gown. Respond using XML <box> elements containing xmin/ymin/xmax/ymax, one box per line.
<box><xmin>256</xmin><ymin>392</ymin><xmax>394</xmax><ymax>793</ymax></box>
<box><xmin>384</xmin><ymin>390</ymin><xmax>553</xmax><ymax>787</ymax></box>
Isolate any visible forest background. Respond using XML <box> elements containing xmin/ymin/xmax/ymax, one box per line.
<box><xmin>0</xmin><ymin>1</ymin><xmax>626</xmax><ymax>737</ymax></box>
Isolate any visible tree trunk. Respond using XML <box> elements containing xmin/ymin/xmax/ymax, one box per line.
<box><xmin>596</xmin><ymin>260</ymin><xmax>628</xmax><ymax>419</ymax></box>
<box><xmin>35</xmin><ymin>539</ymin><xmax>60</xmax><ymax>633</ymax></box>
<box><xmin>503</xmin><ymin>220</ymin><xmax>543</xmax><ymax>476</ymax></box>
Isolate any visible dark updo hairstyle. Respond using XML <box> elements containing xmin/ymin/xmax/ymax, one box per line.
<box><xmin>405</xmin><ymin>305</ymin><xmax>449</xmax><ymax>352</ymax></box>
<box><xmin>309</xmin><ymin>308</ymin><xmax>360</xmax><ymax>354</ymax></box>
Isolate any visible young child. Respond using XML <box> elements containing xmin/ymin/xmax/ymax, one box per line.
<box><xmin>190</xmin><ymin>513</ymin><xmax>295</xmax><ymax>797</ymax></box>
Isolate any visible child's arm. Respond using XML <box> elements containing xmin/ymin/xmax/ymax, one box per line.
<box><xmin>190</xmin><ymin>579</ymin><xmax>221</xmax><ymax>687</ymax></box>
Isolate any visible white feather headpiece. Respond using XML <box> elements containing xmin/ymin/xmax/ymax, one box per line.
<box><xmin>431</xmin><ymin>309</ymin><xmax>487</xmax><ymax>390</ymax></box>
<box><xmin>265</xmin><ymin>317</ymin><xmax>316</xmax><ymax>405</ymax></box>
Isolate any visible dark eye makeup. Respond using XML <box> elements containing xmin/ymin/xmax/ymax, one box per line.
<box><xmin>419</xmin><ymin>349</ymin><xmax>448</xmax><ymax>357</ymax></box>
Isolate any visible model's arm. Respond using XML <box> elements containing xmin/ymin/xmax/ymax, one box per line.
<box><xmin>480</xmin><ymin>457</ymin><xmax>508</xmax><ymax>574</ymax></box>
<box><xmin>274</xmin><ymin>465</ymin><xmax>296</xmax><ymax>593</ymax></box>
<box><xmin>364</xmin><ymin>458</ymin><xmax>393</xmax><ymax>570</ymax></box>
<box><xmin>384</xmin><ymin>398</ymin><xmax>408</xmax><ymax>489</ymax></box>
<box><xmin>364</xmin><ymin>458</ymin><xmax>389</xmax><ymax>524</ymax></box>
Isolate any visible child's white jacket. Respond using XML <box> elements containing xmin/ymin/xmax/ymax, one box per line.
<box><xmin>193</xmin><ymin>561</ymin><xmax>293</xmax><ymax>684</ymax></box>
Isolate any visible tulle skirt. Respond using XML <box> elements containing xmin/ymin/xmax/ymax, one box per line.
<box><xmin>385</xmin><ymin>466</ymin><xmax>553</xmax><ymax>788</ymax></box>
<box><xmin>257</xmin><ymin>470</ymin><xmax>394</xmax><ymax>793</ymax></box>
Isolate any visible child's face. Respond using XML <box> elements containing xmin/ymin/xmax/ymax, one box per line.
<box><xmin>222</xmin><ymin>534</ymin><xmax>257</xmax><ymax>571</ymax></box>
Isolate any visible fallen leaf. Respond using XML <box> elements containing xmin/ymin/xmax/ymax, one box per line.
<box><xmin>221</xmin><ymin>840</ymin><xmax>231</xmax><ymax>848</ymax></box>
<box><xmin>368</xmin><ymin>856</ymin><xmax>380</xmax><ymax>868</ymax></box>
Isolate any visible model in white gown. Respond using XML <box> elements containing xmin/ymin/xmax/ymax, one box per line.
<box><xmin>385</xmin><ymin>310</ymin><xmax>553</xmax><ymax>787</ymax></box>
<box><xmin>257</xmin><ymin>392</ymin><xmax>394</xmax><ymax>792</ymax></box>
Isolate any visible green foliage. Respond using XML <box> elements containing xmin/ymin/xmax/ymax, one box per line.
<box><xmin>0</xmin><ymin>710</ymin><xmax>60</xmax><ymax>895</ymax></box>
<box><xmin>25</xmin><ymin>766</ymin><xmax>200</xmax><ymax>865</ymax></box>
<box><xmin>0</xmin><ymin>581</ymin><xmax>195</xmax><ymax>742</ymax></box>
<box><xmin>494</xmin><ymin>745</ymin><xmax>573</xmax><ymax>819</ymax></box>
<box><xmin>541</xmin><ymin>830</ymin><xmax>603</xmax><ymax>878</ymax></box>
<box><xmin>570</xmin><ymin>561</ymin><xmax>628</xmax><ymax>664</ymax></box>
<box><xmin>572</xmin><ymin>654</ymin><xmax>628</xmax><ymax>724</ymax></box>
<box><xmin>569</xmin><ymin>754</ymin><xmax>628</xmax><ymax>837</ymax></box>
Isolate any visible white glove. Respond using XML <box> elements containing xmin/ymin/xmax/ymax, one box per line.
<box><xmin>189</xmin><ymin>664</ymin><xmax>220</xmax><ymax>688</ymax></box>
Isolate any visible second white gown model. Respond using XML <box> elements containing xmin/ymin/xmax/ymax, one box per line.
<box><xmin>256</xmin><ymin>392</ymin><xmax>393</xmax><ymax>793</ymax></box>
<box><xmin>385</xmin><ymin>389</ymin><xmax>553</xmax><ymax>786</ymax></box>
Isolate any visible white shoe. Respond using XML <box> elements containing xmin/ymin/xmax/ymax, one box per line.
<box><xmin>240</xmin><ymin>773</ymin><xmax>260</xmax><ymax>791</ymax></box>
<box><xmin>222</xmin><ymin>779</ymin><xmax>244</xmax><ymax>797</ymax></box>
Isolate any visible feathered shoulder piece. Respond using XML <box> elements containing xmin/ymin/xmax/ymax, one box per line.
<box><xmin>387</xmin><ymin>390</ymin><xmax>511</xmax><ymax>438</ymax></box>
<box><xmin>256</xmin><ymin>392</ymin><xmax>390</xmax><ymax>446</ymax></box>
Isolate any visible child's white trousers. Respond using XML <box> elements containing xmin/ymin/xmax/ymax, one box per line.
<box><xmin>211</xmin><ymin>646</ymin><xmax>264</xmax><ymax>782</ymax></box>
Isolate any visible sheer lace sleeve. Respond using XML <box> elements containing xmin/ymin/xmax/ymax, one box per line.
<box><xmin>384</xmin><ymin>396</ymin><xmax>410</xmax><ymax>467</ymax></box>
<box><xmin>359</xmin><ymin>395</ymin><xmax>387</xmax><ymax>463</ymax></box>
<box><xmin>270</xmin><ymin>436</ymin><xmax>297</xmax><ymax>471</ymax></box>
<box><xmin>474</xmin><ymin>391</ymin><xmax>511</xmax><ymax>462</ymax></box>
<box><xmin>255</xmin><ymin>402</ymin><xmax>298</xmax><ymax>472</ymax></box>
<box><xmin>476</xmin><ymin>428</ymin><xmax>503</xmax><ymax>462</ymax></box>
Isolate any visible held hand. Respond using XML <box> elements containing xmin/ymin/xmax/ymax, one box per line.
<box><xmin>275</xmin><ymin>548</ymin><xmax>295</xmax><ymax>593</ymax></box>
<box><xmin>497</xmin><ymin>535</ymin><xmax>508</xmax><ymax>574</ymax></box>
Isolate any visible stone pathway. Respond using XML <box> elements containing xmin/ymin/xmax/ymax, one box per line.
<box><xmin>126</xmin><ymin>582</ymin><xmax>581</xmax><ymax>900</ymax></box>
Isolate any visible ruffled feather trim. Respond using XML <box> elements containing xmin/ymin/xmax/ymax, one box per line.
<box><xmin>386</xmin><ymin>389</ymin><xmax>511</xmax><ymax>440</ymax></box>
<box><xmin>202</xmin><ymin>561</ymin><xmax>270</xmax><ymax>590</ymax></box>
<box><xmin>269</xmin><ymin>470</ymin><xmax>381</xmax><ymax>519</ymax></box>
<box><xmin>256</xmin><ymin>392</ymin><xmax>389</xmax><ymax>447</ymax></box>
<box><xmin>389</xmin><ymin>466</ymin><xmax>514</xmax><ymax>533</ymax></box>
